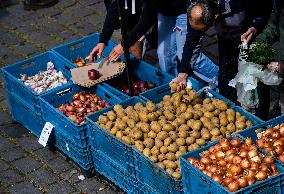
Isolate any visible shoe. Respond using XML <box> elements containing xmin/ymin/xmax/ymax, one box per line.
<box><xmin>23</xmin><ymin>0</ymin><xmax>59</xmax><ymax>10</ymax></box>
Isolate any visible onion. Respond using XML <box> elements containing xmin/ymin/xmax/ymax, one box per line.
<box><xmin>264</xmin><ymin>156</ymin><xmax>275</xmax><ymax>164</ymax></box>
<box><xmin>72</xmin><ymin>93</ymin><xmax>80</xmax><ymax>100</ymax></box>
<box><xmin>280</xmin><ymin>126</ymin><xmax>284</xmax><ymax>136</ymax></box>
<box><xmin>228</xmin><ymin>182</ymin><xmax>239</xmax><ymax>192</ymax></box>
<box><xmin>248</xmin><ymin>149</ymin><xmax>258</xmax><ymax>158</ymax></box>
<box><xmin>209</xmin><ymin>153</ymin><xmax>217</xmax><ymax>160</ymax></box>
<box><xmin>196</xmin><ymin>163</ymin><xmax>206</xmax><ymax>171</ymax></box>
<box><xmin>226</xmin><ymin>149</ymin><xmax>236</xmax><ymax>156</ymax></box>
<box><xmin>215</xmin><ymin>151</ymin><xmax>225</xmax><ymax>159</ymax></box>
<box><xmin>79</xmin><ymin>94</ymin><xmax>86</xmax><ymax>102</ymax></box>
<box><xmin>239</xmin><ymin>150</ymin><xmax>248</xmax><ymax>158</ymax></box>
<box><xmin>73</xmin><ymin>100</ymin><xmax>82</xmax><ymax>107</ymax></box>
<box><xmin>260</xmin><ymin>163</ymin><xmax>270</xmax><ymax>172</ymax></box>
<box><xmin>212</xmin><ymin>174</ymin><xmax>222</xmax><ymax>184</ymax></box>
<box><xmin>271</xmin><ymin>131</ymin><xmax>281</xmax><ymax>139</ymax></box>
<box><xmin>230</xmin><ymin>164</ymin><xmax>243</xmax><ymax>175</ymax></box>
<box><xmin>273</xmin><ymin>140</ymin><xmax>283</xmax><ymax>147</ymax></box>
<box><xmin>66</xmin><ymin>105</ymin><xmax>75</xmax><ymax>112</ymax></box>
<box><xmin>240</xmin><ymin>159</ymin><xmax>250</xmax><ymax>169</ymax></box>
<box><xmin>250</xmin><ymin>162</ymin><xmax>259</xmax><ymax>170</ymax></box>
<box><xmin>187</xmin><ymin>157</ymin><xmax>197</xmax><ymax>164</ymax></box>
<box><xmin>237</xmin><ymin>177</ymin><xmax>248</xmax><ymax>188</ymax></box>
<box><xmin>223</xmin><ymin>177</ymin><xmax>234</xmax><ymax>186</ymax></box>
<box><xmin>278</xmin><ymin>154</ymin><xmax>284</xmax><ymax>162</ymax></box>
<box><xmin>57</xmin><ymin>105</ymin><xmax>65</xmax><ymax>112</ymax></box>
<box><xmin>247</xmin><ymin>178</ymin><xmax>256</xmax><ymax>186</ymax></box>
<box><xmin>256</xmin><ymin>139</ymin><xmax>265</xmax><ymax>148</ymax></box>
<box><xmin>233</xmin><ymin>156</ymin><xmax>242</xmax><ymax>164</ymax></box>
<box><xmin>275</xmin><ymin>145</ymin><xmax>283</xmax><ymax>155</ymax></box>
<box><xmin>225</xmin><ymin>154</ymin><xmax>236</xmax><ymax>163</ymax></box>
<box><xmin>244</xmin><ymin>169</ymin><xmax>256</xmax><ymax>179</ymax></box>
<box><xmin>245</xmin><ymin>137</ymin><xmax>253</xmax><ymax>146</ymax></box>
<box><xmin>200</xmin><ymin>157</ymin><xmax>212</xmax><ymax>165</ymax></box>
<box><xmin>271</xmin><ymin>171</ymin><xmax>280</xmax><ymax>176</ymax></box>
<box><xmin>217</xmin><ymin>159</ymin><xmax>227</xmax><ymax>167</ymax></box>
<box><xmin>255</xmin><ymin>170</ymin><xmax>268</xmax><ymax>181</ymax></box>
<box><xmin>203</xmin><ymin>170</ymin><xmax>213</xmax><ymax>178</ymax></box>
<box><xmin>270</xmin><ymin>163</ymin><xmax>277</xmax><ymax>172</ymax></box>
<box><xmin>265</xmin><ymin>128</ymin><xmax>274</xmax><ymax>136</ymax></box>
<box><xmin>220</xmin><ymin>138</ymin><xmax>231</xmax><ymax>151</ymax></box>
<box><xmin>230</xmin><ymin>138</ymin><xmax>241</xmax><ymax>148</ymax></box>
<box><xmin>208</xmin><ymin>165</ymin><xmax>218</xmax><ymax>173</ymax></box>
<box><xmin>250</xmin><ymin>156</ymin><xmax>261</xmax><ymax>163</ymax></box>
<box><xmin>209</xmin><ymin>146</ymin><xmax>216</xmax><ymax>153</ymax></box>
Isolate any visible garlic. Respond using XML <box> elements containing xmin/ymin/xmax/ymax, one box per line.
<box><xmin>19</xmin><ymin>61</ymin><xmax>68</xmax><ymax>94</ymax></box>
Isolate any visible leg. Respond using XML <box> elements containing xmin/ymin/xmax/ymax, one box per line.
<box><xmin>255</xmin><ymin>83</ymin><xmax>270</xmax><ymax>120</ymax></box>
<box><xmin>157</xmin><ymin>14</ymin><xmax>177</xmax><ymax>76</ymax></box>
<box><xmin>217</xmin><ymin>35</ymin><xmax>239</xmax><ymax>103</ymax></box>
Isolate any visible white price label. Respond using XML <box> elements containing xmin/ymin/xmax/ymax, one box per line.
<box><xmin>38</xmin><ymin>122</ymin><xmax>54</xmax><ymax>147</ymax></box>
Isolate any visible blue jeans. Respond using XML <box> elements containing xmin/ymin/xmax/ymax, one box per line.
<box><xmin>157</xmin><ymin>13</ymin><xmax>219</xmax><ymax>83</ymax></box>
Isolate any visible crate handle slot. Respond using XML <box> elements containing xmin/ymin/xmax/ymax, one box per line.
<box><xmin>64</xmin><ymin>65</ymin><xmax>71</xmax><ymax>71</ymax></box>
<box><xmin>250</xmin><ymin>182</ymin><xmax>274</xmax><ymax>193</ymax></box>
<box><xmin>156</xmin><ymin>87</ymin><xmax>171</xmax><ymax>94</ymax></box>
<box><xmin>200</xmin><ymin>175</ymin><xmax>211</xmax><ymax>186</ymax></box>
<box><xmin>20</xmin><ymin>61</ymin><xmax>35</xmax><ymax>69</ymax></box>
<box><xmin>69</xmin><ymin>42</ymin><xmax>84</xmax><ymax>50</ymax></box>
<box><xmin>56</xmin><ymin>88</ymin><xmax>72</xmax><ymax>96</ymax></box>
<box><xmin>155</xmin><ymin>70</ymin><xmax>165</xmax><ymax>78</ymax></box>
<box><xmin>104</xmin><ymin>93</ymin><xmax>112</xmax><ymax>100</ymax></box>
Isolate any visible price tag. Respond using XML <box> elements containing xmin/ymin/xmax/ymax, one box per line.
<box><xmin>38</xmin><ymin>122</ymin><xmax>54</xmax><ymax>147</ymax></box>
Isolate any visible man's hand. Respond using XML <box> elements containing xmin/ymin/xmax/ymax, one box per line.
<box><xmin>109</xmin><ymin>44</ymin><xmax>124</xmax><ymax>62</ymax></box>
<box><xmin>169</xmin><ymin>73</ymin><xmax>188</xmax><ymax>92</ymax></box>
<box><xmin>267</xmin><ymin>62</ymin><xmax>281</xmax><ymax>73</ymax></box>
<box><xmin>241</xmin><ymin>27</ymin><xmax>257</xmax><ymax>42</ymax></box>
<box><xmin>86</xmin><ymin>43</ymin><xmax>105</xmax><ymax>62</ymax></box>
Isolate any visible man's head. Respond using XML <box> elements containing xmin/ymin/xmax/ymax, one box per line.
<box><xmin>188</xmin><ymin>0</ymin><xmax>219</xmax><ymax>32</ymax></box>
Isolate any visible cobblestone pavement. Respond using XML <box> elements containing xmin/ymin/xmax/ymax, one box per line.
<box><xmin>0</xmin><ymin>0</ymin><xmax>281</xmax><ymax>193</ymax></box>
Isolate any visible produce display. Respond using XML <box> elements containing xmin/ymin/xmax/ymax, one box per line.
<box><xmin>57</xmin><ymin>92</ymin><xmax>109</xmax><ymax>124</ymax></box>
<box><xmin>255</xmin><ymin>123</ymin><xmax>284</xmax><ymax>162</ymax></box>
<box><xmin>19</xmin><ymin>62</ymin><xmax>67</xmax><ymax>94</ymax></box>
<box><xmin>74</xmin><ymin>57</ymin><xmax>87</xmax><ymax>67</ymax></box>
<box><xmin>97</xmin><ymin>88</ymin><xmax>254</xmax><ymax>180</ymax></box>
<box><xmin>187</xmin><ymin>137</ymin><xmax>280</xmax><ymax>192</ymax></box>
<box><xmin>116</xmin><ymin>80</ymin><xmax>155</xmax><ymax>96</ymax></box>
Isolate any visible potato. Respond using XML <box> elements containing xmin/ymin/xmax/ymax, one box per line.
<box><xmin>179</xmin><ymin>146</ymin><xmax>187</xmax><ymax>153</ymax></box>
<box><xmin>116</xmin><ymin>110</ymin><xmax>126</xmax><ymax>118</ymax></box>
<box><xmin>135</xmin><ymin>141</ymin><xmax>144</xmax><ymax>152</ymax></box>
<box><xmin>213</xmin><ymin>109</ymin><xmax>221</xmax><ymax>116</ymax></box>
<box><xmin>227</xmin><ymin>115</ymin><xmax>235</xmax><ymax>123</ymax></box>
<box><xmin>220</xmin><ymin>126</ymin><xmax>227</xmax><ymax>135</ymax></box>
<box><xmin>246</xmin><ymin>120</ymin><xmax>253</xmax><ymax>128</ymax></box>
<box><xmin>202</xmin><ymin>132</ymin><xmax>212</xmax><ymax>140</ymax></box>
<box><xmin>237</xmin><ymin>115</ymin><xmax>246</xmax><ymax>123</ymax></box>
<box><xmin>148</xmin><ymin>112</ymin><xmax>158</xmax><ymax>121</ymax></box>
<box><xmin>176</xmin><ymin>117</ymin><xmax>186</xmax><ymax>126</ymax></box>
<box><xmin>143</xmin><ymin>148</ymin><xmax>151</xmax><ymax>157</ymax></box>
<box><xmin>160</xmin><ymin>146</ymin><xmax>169</xmax><ymax>154</ymax></box>
<box><xmin>178</xmin><ymin>124</ymin><xmax>190</xmax><ymax>131</ymax></box>
<box><xmin>178</xmin><ymin>130</ymin><xmax>189</xmax><ymax>138</ymax></box>
<box><xmin>211</xmin><ymin>117</ymin><xmax>220</xmax><ymax>126</ymax></box>
<box><xmin>116</xmin><ymin>131</ymin><xmax>124</xmax><ymax>139</ymax></box>
<box><xmin>201</xmin><ymin>128</ymin><xmax>209</xmax><ymax>135</ymax></box>
<box><xmin>146</xmin><ymin>101</ymin><xmax>156</xmax><ymax>112</ymax></box>
<box><xmin>143</xmin><ymin>138</ymin><xmax>155</xmax><ymax>149</ymax></box>
<box><xmin>157</xmin><ymin>131</ymin><xmax>169</xmax><ymax>141</ymax></box>
<box><xmin>148</xmin><ymin>130</ymin><xmax>157</xmax><ymax>139</ymax></box>
<box><xmin>151</xmin><ymin>146</ymin><xmax>160</xmax><ymax>156</ymax></box>
<box><xmin>105</xmin><ymin>121</ymin><xmax>114</xmax><ymax>131</ymax></box>
<box><xmin>122</xmin><ymin>136</ymin><xmax>132</xmax><ymax>145</ymax></box>
<box><xmin>134</xmin><ymin>102</ymin><xmax>144</xmax><ymax>111</ymax></box>
<box><xmin>124</xmin><ymin>127</ymin><xmax>132</xmax><ymax>135</ymax></box>
<box><xmin>168</xmin><ymin>143</ymin><xmax>179</xmax><ymax>153</ymax></box>
<box><xmin>98</xmin><ymin>115</ymin><xmax>109</xmax><ymax>124</ymax></box>
<box><xmin>188</xmin><ymin>143</ymin><xmax>200</xmax><ymax>151</ymax></box>
<box><xmin>110</xmin><ymin>127</ymin><xmax>119</xmax><ymax>135</ymax></box>
<box><xmin>182</xmin><ymin>112</ymin><xmax>193</xmax><ymax>120</ymax></box>
<box><xmin>204</xmin><ymin>111</ymin><xmax>214</xmax><ymax>119</ymax></box>
<box><xmin>169</xmin><ymin>131</ymin><xmax>178</xmax><ymax>141</ymax></box>
<box><xmin>164</xmin><ymin>111</ymin><xmax>176</xmax><ymax>121</ymax></box>
<box><xmin>170</xmin><ymin>82</ymin><xmax>179</xmax><ymax>92</ymax></box>
<box><xmin>215</xmin><ymin>101</ymin><xmax>228</xmax><ymax>111</ymax></box>
<box><xmin>193</xmin><ymin>104</ymin><xmax>202</xmax><ymax>110</ymax></box>
<box><xmin>186</xmin><ymin>136</ymin><xmax>196</xmax><ymax>145</ymax></box>
<box><xmin>220</xmin><ymin>117</ymin><xmax>229</xmax><ymax>127</ymax></box>
<box><xmin>190</xmin><ymin>131</ymin><xmax>201</xmax><ymax>139</ymax></box>
<box><xmin>203</xmin><ymin>98</ymin><xmax>212</xmax><ymax>104</ymax></box>
<box><xmin>151</xmin><ymin>121</ymin><xmax>162</xmax><ymax>133</ymax></box>
<box><xmin>192</xmin><ymin>120</ymin><xmax>202</xmax><ymax>131</ymax></box>
<box><xmin>187</xmin><ymin>119</ymin><xmax>194</xmax><ymax>128</ymax></box>
<box><xmin>116</xmin><ymin>120</ymin><xmax>127</xmax><ymax>130</ymax></box>
<box><xmin>138</xmin><ymin>111</ymin><xmax>149</xmax><ymax>123</ymax></box>
<box><xmin>126</xmin><ymin>119</ymin><xmax>136</xmax><ymax>128</ymax></box>
<box><xmin>166</xmin><ymin>161</ymin><xmax>177</xmax><ymax>170</ymax></box>
<box><xmin>133</xmin><ymin>130</ymin><xmax>143</xmax><ymax>140</ymax></box>
<box><xmin>175</xmin><ymin>151</ymin><xmax>182</xmax><ymax>159</ymax></box>
<box><xmin>163</xmin><ymin>160</ymin><xmax>171</xmax><ymax>166</ymax></box>
<box><xmin>140</xmin><ymin>123</ymin><xmax>151</xmax><ymax>133</ymax></box>
<box><xmin>179</xmin><ymin>103</ymin><xmax>187</xmax><ymax>113</ymax></box>
<box><xmin>226</xmin><ymin>123</ymin><xmax>236</xmax><ymax>132</ymax></box>
<box><xmin>235</xmin><ymin>121</ymin><xmax>246</xmax><ymax>130</ymax></box>
<box><xmin>158</xmin><ymin>118</ymin><xmax>167</xmax><ymax>126</ymax></box>
<box><xmin>196</xmin><ymin>138</ymin><xmax>206</xmax><ymax>146</ymax></box>
<box><xmin>128</xmin><ymin>111</ymin><xmax>140</xmax><ymax>122</ymax></box>
<box><xmin>163</xmin><ymin>95</ymin><xmax>171</xmax><ymax>102</ymax></box>
<box><xmin>107</xmin><ymin>111</ymin><xmax>117</xmax><ymax>121</ymax></box>
<box><xmin>166</xmin><ymin>168</ymin><xmax>175</xmax><ymax>175</ymax></box>
<box><xmin>166</xmin><ymin>152</ymin><xmax>176</xmax><ymax>161</ymax></box>
<box><xmin>226</xmin><ymin>109</ymin><xmax>236</xmax><ymax>117</ymax></box>
<box><xmin>155</xmin><ymin>139</ymin><xmax>164</xmax><ymax>148</ymax></box>
<box><xmin>164</xmin><ymin>137</ymin><xmax>173</xmax><ymax>147</ymax></box>
<box><xmin>122</xmin><ymin>116</ymin><xmax>129</xmax><ymax>123</ymax></box>
<box><xmin>210</xmin><ymin>128</ymin><xmax>221</xmax><ymax>136</ymax></box>
<box><xmin>195</xmin><ymin>110</ymin><xmax>204</xmax><ymax>117</ymax></box>
<box><xmin>176</xmin><ymin>138</ymin><xmax>186</xmax><ymax>146</ymax></box>
<box><xmin>158</xmin><ymin>154</ymin><xmax>166</xmax><ymax>162</ymax></box>
<box><xmin>172</xmin><ymin>172</ymin><xmax>182</xmax><ymax>179</ymax></box>
<box><xmin>211</xmin><ymin>135</ymin><xmax>222</xmax><ymax>142</ymax></box>
<box><xmin>204</xmin><ymin>103</ymin><xmax>215</xmax><ymax>112</ymax></box>
<box><xmin>158</xmin><ymin>162</ymin><xmax>165</xmax><ymax>169</ymax></box>
<box><xmin>113</xmin><ymin>104</ymin><xmax>123</xmax><ymax>112</ymax></box>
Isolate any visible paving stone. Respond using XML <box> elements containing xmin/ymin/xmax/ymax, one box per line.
<box><xmin>0</xmin><ymin>33</ymin><xmax>24</xmax><ymax>46</ymax></box>
<box><xmin>17</xmin><ymin>134</ymin><xmax>43</xmax><ymax>152</ymax></box>
<box><xmin>0</xmin><ymin>169</ymin><xmax>24</xmax><ymax>187</ymax></box>
<box><xmin>16</xmin><ymin>25</ymin><xmax>37</xmax><ymax>35</ymax></box>
<box><xmin>54</xmin><ymin>12</ymin><xmax>81</xmax><ymax>25</ymax></box>
<box><xmin>1</xmin><ymin>123</ymin><xmax>29</xmax><ymax>138</ymax></box>
<box><xmin>27</xmin><ymin>31</ymin><xmax>53</xmax><ymax>45</ymax></box>
<box><xmin>13</xmin><ymin>157</ymin><xmax>42</xmax><ymax>174</ymax></box>
<box><xmin>56</xmin><ymin>30</ymin><xmax>77</xmax><ymax>41</ymax></box>
<box><xmin>37</xmin><ymin>21</ymin><xmax>65</xmax><ymax>35</ymax></box>
<box><xmin>1</xmin><ymin>51</ymin><xmax>25</xmax><ymax>66</ymax></box>
<box><xmin>0</xmin><ymin>99</ymin><xmax>10</xmax><ymax>113</ymax></box>
<box><xmin>55</xmin><ymin>0</ymin><xmax>77</xmax><ymax>9</ymax></box>
<box><xmin>62</xmin><ymin>34</ymin><xmax>83</xmax><ymax>43</ymax></box>
<box><xmin>0</xmin><ymin>136</ymin><xmax>16</xmax><ymax>152</ymax></box>
<box><xmin>37</xmin><ymin>7</ymin><xmax>62</xmax><ymax>17</ymax></box>
<box><xmin>0</xmin><ymin>109</ymin><xmax>13</xmax><ymax>124</ymax></box>
<box><xmin>42</xmin><ymin>40</ymin><xmax>62</xmax><ymax>50</ymax></box>
<box><xmin>1</xmin><ymin>146</ymin><xmax>26</xmax><ymax>162</ymax></box>
<box><xmin>15</xmin><ymin>43</ymin><xmax>40</xmax><ymax>56</ymax></box>
<box><xmin>27</xmin><ymin>167</ymin><xmax>59</xmax><ymax>187</ymax></box>
<box><xmin>67</xmin><ymin>6</ymin><xmax>95</xmax><ymax>18</ymax></box>
<box><xmin>0</xmin><ymin>159</ymin><xmax>10</xmax><ymax>172</ymax></box>
<box><xmin>78</xmin><ymin>0</ymin><xmax>100</xmax><ymax>6</ymax></box>
<box><xmin>34</xmin><ymin>147</ymin><xmax>57</xmax><ymax>162</ymax></box>
<box><xmin>10</xmin><ymin>182</ymin><xmax>42</xmax><ymax>194</ymax></box>
<box><xmin>47</xmin><ymin>181</ymin><xmax>76</xmax><ymax>194</ymax></box>
<box><xmin>47</xmin><ymin>156</ymin><xmax>73</xmax><ymax>173</ymax></box>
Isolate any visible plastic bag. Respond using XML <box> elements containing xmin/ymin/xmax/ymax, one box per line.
<box><xmin>229</xmin><ymin>41</ymin><xmax>283</xmax><ymax>109</ymax></box>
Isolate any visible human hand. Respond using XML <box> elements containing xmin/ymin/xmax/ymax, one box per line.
<box><xmin>267</xmin><ymin>62</ymin><xmax>281</xmax><ymax>73</ymax></box>
<box><xmin>169</xmin><ymin>73</ymin><xmax>188</xmax><ymax>92</ymax></box>
<box><xmin>241</xmin><ymin>27</ymin><xmax>257</xmax><ymax>42</ymax></box>
<box><xmin>109</xmin><ymin>44</ymin><xmax>124</xmax><ymax>62</ymax></box>
<box><xmin>86</xmin><ymin>43</ymin><xmax>105</xmax><ymax>62</ymax></box>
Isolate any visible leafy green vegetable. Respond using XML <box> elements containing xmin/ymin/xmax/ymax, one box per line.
<box><xmin>246</xmin><ymin>42</ymin><xmax>276</xmax><ymax>66</ymax></box>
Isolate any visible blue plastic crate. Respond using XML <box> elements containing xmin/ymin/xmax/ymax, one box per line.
<box><xmin>180</xmin><ymin>137</ymin><xmax>284</xmax><ymax>194</ymax></box>
<box><xmin>1</xmin><ymin>51</ymin><xmax>73</xmax><ymax>115</ymax></box>
<box><xmin>103</xmin><ymin>59</ymin><xmax>174</xmax><ymax>100</ymax></box>
<box><xmin>49</xmin><ymin>127</ymin><xmax>94</xmax><ymax>172</ymax></box>
<box><xmin>7</xmin><ymin>92</ymin><xmax>44</xmax><ymax>138</ymax></box>
<box><xmin>238</xmin><ymin>115</ymin><xmax>284</xmax><ymax>164</ymax></box>
<box><xmin>52</xmin><ymin>33</ymin><xmax>118</xmax><ymax>68</ymax></box>
<box><xmin>139</xmin><ymin>77</ymin><xmax>203</xmax><ymax>103</ymax></box>
<box><xmin>93</xmin><ymin>150</ymin><xmax>138</xmax><ymax>193</ymax></box>
<box><xmin>87</xmin><ymin>97</ymin><xmax>145</xmax><ymax>176</ymax></box>
<box><xmin>39</xmin><ymin>83</ymin><xmax>122</xmax><ymax>148</ymax></box>
<box><xmin>133</xmin><ymin>148</ymin><xmax>183</xmax><ymax>194</ymax></box>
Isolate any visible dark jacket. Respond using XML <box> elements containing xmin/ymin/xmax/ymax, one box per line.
<box><xmin>99</xmin><ymin>0</ymin><xmax>142</xmax><ymax>45</ymax></box>
<box><xmin>178</xmin><ymin>0</ymin><xmax>272</xmax><ymax>74</ymax></box>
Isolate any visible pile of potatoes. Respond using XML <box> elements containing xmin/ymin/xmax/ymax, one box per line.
<box><xmin>97</xmin><ymin>88</ymin><xmax>254</xmax><ymax>180</ymax></box>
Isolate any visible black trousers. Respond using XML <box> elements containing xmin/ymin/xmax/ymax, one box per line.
<box><xmin>217</xmin><ymin>35</ymin><xmax>270</xmax><ymax>120</ymax></box>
